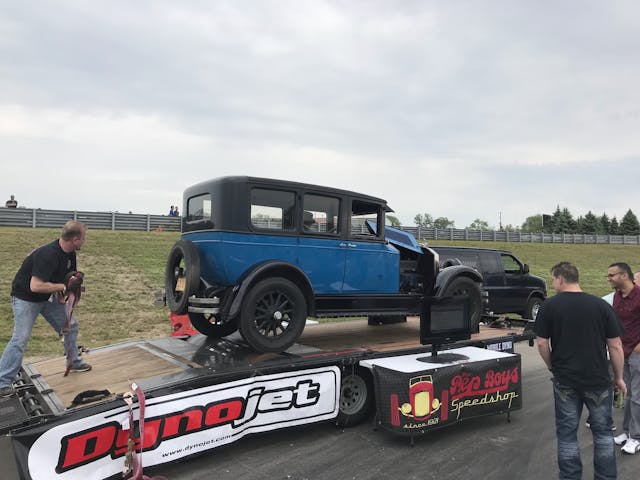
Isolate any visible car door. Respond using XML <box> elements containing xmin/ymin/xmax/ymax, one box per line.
<box><xmin>478</xmin><ymin>251</ymin><xmax>508</xmax><ymax>313</ymax></box>
<box><xmin>500</xmin><ymin>253</ymin><xmax>530</xmax><ymax>312</ymax></box>
<box><xmin>342</xmin><ymin>198</ymin><xmax>399</xmax><ymax>293</ymax></box>
<box><xmin>297</xmin><ymin>192</ymin><xmax>347</xmax><ymax>294</ymax></box>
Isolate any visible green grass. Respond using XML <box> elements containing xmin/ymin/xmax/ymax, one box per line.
<box><xmin>1</xmin><ymin>227</ymin><xmax>639</xmax><ymax>359</ymax></box>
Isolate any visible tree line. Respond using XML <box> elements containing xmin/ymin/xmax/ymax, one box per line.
<box><xmin>407</xmin><ymin>207</ymin><xmax>640</xmax><ymax>235</ymax></box>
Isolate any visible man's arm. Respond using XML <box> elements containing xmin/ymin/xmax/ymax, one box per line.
<box><xmin>607</xmin><ymin>336</ymin><xmax>627</xmax><ymax>396</ymax></box>
<box><xmin>30</xmin><ymin>276</ymin><xmax>65</xmax><ymax>294</ymax></box>
<box><xmin>536</xmin><ymin>336</ymin><xmax>552</xmax><ymax>370</ymax></box>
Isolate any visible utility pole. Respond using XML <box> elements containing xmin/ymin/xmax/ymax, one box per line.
<box><xmin>499</xmin><ymin>211</ymin><xmax>503</xmax><ymax>231</ymax></box>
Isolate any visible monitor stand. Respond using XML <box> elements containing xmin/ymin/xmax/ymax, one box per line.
<box><xmin>416</xmin><ymin>344</ymin><xmax>470</xmax><ymax>364</ymax></box>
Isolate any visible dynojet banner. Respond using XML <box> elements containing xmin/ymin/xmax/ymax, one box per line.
<box><xmin>15</xmin><ymin>366</ymin><xmax>340</xmax><ymax>480</ymax></box>
<box><xmin>373</xmin><ymin>354</ymin><xmax>521</xmax><ymax>435</ymax></box>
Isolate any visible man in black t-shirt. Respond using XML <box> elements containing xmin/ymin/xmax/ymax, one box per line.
<box><xmin>535</xmin><ymin>261</ymin><xmax>625</xmax><ymax>479</ymax></box>
<box><xmin>0</xmin><ymin>221</ymin><xmax>92</xmax><ymax>398</ymax></box>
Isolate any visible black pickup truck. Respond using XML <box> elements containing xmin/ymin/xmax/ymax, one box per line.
<box><xmin>431</xmin><ymin>246</ymin><xmax>547</xmax><ymax>320</ymax></box>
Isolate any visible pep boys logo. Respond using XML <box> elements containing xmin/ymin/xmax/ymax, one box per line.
<box><xmin>27</xmin><ymin>368</ymin><xmax>339</xmax><ymax>479</ymax></box>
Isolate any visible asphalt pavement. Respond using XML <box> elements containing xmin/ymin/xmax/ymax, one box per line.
<box><xmin>154</xmin><ymin>344</ymin><xmax>637</xmax><ymax>480</ymax></box>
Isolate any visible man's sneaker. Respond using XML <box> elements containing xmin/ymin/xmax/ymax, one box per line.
<box><xmin>0</xmin><ymin>385</ymin><xmax>15</xmax><ymax>398</ymax></box>
<box><xmin>614</xmin><ymin>433</ymin><xmax>629</xmax><ymax>445</ymax></box>
<box><xmin>621</xmin><ymin>437</ymin><xmax>640</xmax><ymax>454</ymax></box>
<box><xmin>71</xmin><ymin>362</ymin><xmax>92</xmax><ymax>372</ymax></box>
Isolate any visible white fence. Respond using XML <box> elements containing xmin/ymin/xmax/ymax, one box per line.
<box><xmin>0</xmin><ymin>207</ymin><xmax>180</xmax><ymax>232</ymax></box>
<box><xmin>2</xmin><ymin>207</ymin><xmax>639</xmax><ymax>243</ymax></box>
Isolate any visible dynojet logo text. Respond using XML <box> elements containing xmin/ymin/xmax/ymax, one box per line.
<box><xmin>27</xmin><ymin>367</ymin><xmax>339</xmax><ymax>480</ymax></box>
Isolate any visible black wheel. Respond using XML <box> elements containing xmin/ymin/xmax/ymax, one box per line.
<box><xmin>442</xmin><ymin>277</ymin><xmax>482</xmax><ymax>330</ymax></box>
<box><xmin>239</xmin><ymin>278</ymin><xmax>307</xmax><ymax>353</ymax></box>
<box><xmin>165</xmin><ymin>240</ymin><xmax>200</xmax><ymax>314</ymax></box>
<box><xmin>189</xmin><ymin>313</ymin><xmax>238</xmax><ymax>338</ymax></box>
<box><xmin>336</xmin><ymin>368</ymin><xmax>374</xmax><ymax>427</ymax></box>
<box><xmin>524</xmin><ymin>297</ymin><xmax>543</xmax><ymax>320</ymax></box>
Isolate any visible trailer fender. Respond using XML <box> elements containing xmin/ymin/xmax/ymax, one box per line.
<box><xmin>434</xmin><ymin>265</ymin><xmax>483</xmax><ymax>295</ymax></box>
<box><xmin>228</xmin><ymin>261</ymin><xmax>315</xmax><ymax>320</ymax></box>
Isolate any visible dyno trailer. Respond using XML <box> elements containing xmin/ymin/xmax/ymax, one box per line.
<box><xmin>0</xmin><ymin>316</ymin><xmax>533</xmax><ymax>480</ymax></box>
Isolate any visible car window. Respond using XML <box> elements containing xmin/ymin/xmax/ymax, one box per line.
<box><xmin>439</xmin><ymin>250</ymin><xmax>480</xmax><ymax>270</ymax></box>
<box><xmin>303</xmin><ymin>194</ymin><xmax>340</xmax><ymax>234</ymax></box>
<box><xmin>250</xmin><ymin>188</ymin><xmax>296</xmax><ymax>231</ymax></box>
<box><xmin>479</xmin><ymin>251</ymin><xmax>501</xmax><ymax>274</ymax></box>
<box><xmin>501</xmin><ymin>254</ymin><xmax>522</xmax><ymax>274</ymax></box>
<box><xmin>350</xmin><ymin>199</ymin><xmax>381</xmax><ymax>239</ymax></box>
<box><xmin>186</xmin><ymin>193</ymin><xmax>213</xmax><ymax>231</ymax></box>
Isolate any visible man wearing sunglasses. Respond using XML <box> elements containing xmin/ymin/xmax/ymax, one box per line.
<box><xmin>608</xmin><ymin>262</ymin><xmax>640</xmax><ymax>454</ymax></box>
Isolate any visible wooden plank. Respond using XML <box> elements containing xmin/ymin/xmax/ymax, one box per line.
<box><xmin>31</xmin><ymin>344</ymin><xmax>185</xmax><ymax>407</ymax></box>
<box><xmin>299</xmin><ymin>317</ymin><xmax>523</xmax><ymax>351</ymax></box>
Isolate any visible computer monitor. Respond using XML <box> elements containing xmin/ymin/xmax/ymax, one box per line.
<box><xmin>420</xmin><ymin>296</ymin><xmax>471</xmax><ymax>347</ymax></box>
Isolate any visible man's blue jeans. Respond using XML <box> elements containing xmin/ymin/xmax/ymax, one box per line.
<box><xmin>0</xmin><ymin>296</ymin><xmax>82</xmax><ymax>388</ymax></box>
<box><xmin>552</xmin><ymin>378</ymin><xmax>616</xmax><ymax>480</ymax></box>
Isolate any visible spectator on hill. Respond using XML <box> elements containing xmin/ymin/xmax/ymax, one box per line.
<box><xmin>0</xmin><ymin>221</ymin><xmax>92</xmax><ymax>398</ymax></box>
<box><xmin>174</xmin><ymin>206</ymin><xmax>179</xmax><ymax>216</ymax></box>
<box><xmin>169</xmin><ymin>206</ymin><xmax>175</xmax><ymax>216</ymax></box>
<box><xmin>5</xmin><ymin>195</ymin><xmax>17</xmax><ymax>208</ymax></box>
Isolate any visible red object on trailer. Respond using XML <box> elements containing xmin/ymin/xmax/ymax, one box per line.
<box><xmin>169</xmin><ymin>313</ymin><xmax>197</xmax><ymax>337</ymax></box>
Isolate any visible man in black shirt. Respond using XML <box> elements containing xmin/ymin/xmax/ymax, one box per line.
<box><xmin>535</xmin><ymin>261</ymin><xmax>625</xmax><ymax>479</ymax></box>
<box><xmin>0</xmin><ymin>221</ymin><xmax>92</xmax><ymax>398</ymax></box>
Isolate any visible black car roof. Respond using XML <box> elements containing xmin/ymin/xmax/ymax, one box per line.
<box><xmin>186</xmin><ymin>176</ymin><xmax>390</xmax><ymax>206</ymax></box>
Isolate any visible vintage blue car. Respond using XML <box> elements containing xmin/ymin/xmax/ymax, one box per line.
<box><xmin>166</xmin><ymin>176</ymin><xmax>483</xmax><ymax>353</ymax></box>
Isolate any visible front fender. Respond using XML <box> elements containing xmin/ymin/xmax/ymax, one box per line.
<box><xmin>227</xmin><ymin>260</ymin><xmax>314</xmax><ymax>319</ymax></box>
<box><xmin>433</xmin><ymin>265</ymin><xmax>483</xmax><ymax>296</ymax></box>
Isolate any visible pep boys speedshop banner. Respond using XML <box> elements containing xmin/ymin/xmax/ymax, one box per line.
<box><xmin>371</xmin><ymin>350</ymin><xmax>521</xmax><ymax>435</ymax></box>
<box><xmin>17</xmin><ymin>366</ymin><xmax>340</xmax><ymax>480</ymax></box>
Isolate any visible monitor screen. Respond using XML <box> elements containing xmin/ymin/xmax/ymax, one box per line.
<box><xmin>420</xmin><ymin>296</ymin><xmax>471</xmax><ymax>346</ymax></box>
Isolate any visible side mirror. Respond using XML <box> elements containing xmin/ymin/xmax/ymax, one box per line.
<box><xmin>523</xmin><ymin>263</ymin><xmax>530</xmax><ymax>274</ymax></box>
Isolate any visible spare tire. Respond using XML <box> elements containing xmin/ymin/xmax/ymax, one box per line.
<box><xmin>165</xmin><ymin>240</ymin><xmax>200</xmax><ymax>314</ymax></box>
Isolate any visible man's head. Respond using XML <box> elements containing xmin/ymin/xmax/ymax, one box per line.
<box><xmin>60</xmin><ymin>221</ymin><xmax>87</xmax><ymax>251</ymax></box>
<box><xmin>550</xmin><ymin>261</ymin><xmax>580</xmax><ymax>293</ymax></box>
<box><xmin>607</xmin><ymin>262</ymin><xmax>633</xmax><ymax>290</ymax></box>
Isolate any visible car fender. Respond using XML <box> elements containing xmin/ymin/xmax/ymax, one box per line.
<box><xmin>526</xmin><ymin>290</ymin><xmax>546</xmax><ymax>303</ymax></box>
<box><xmin>227</xmin><ymin>260</ymin><xmax>315</xmax><ymax>319</ymax></box>
<box><xmin>433</xmin><ymin>265</ymin><xmax>483</xmax><ymax>296</ymax></box>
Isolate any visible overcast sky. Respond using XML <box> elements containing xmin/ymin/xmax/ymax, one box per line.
<box><xmin>2</xmin><ymin>1</ymin><xmax>639</xmax><ymax>228</ymax></box>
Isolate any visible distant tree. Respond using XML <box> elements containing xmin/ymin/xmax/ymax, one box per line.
<box><xmin>468</xmin><ymin>218</ymin><xmax>490</xmax><ymax>230</ymax></box>
<box><xmin>434</xmin><ymin>217</ymin><xmax>455</xmax><ymax>229</ymax></box>
<box><xmin>581</xmin><ymin>211</ymin><xmax>600</xmax><ymax>234</ymax></box>
<box><xmin>574</xmin><ymin>215</ymin><xmax>585</xmax><ymax>234</ymax></box>
<box><xmin>521</xmin><ymin>214</ymin><xmax>543</xmax><ymax>233</ymax></box>
<box><xmin>619</xmin><ymin>209</ymin><xmax>640</xmax><ymax>235</ymax></box>
<box><xmin>600</xmin><ymin>213</ymin><xmax>611</xmax><ymax>234</ymax></box>
<box><xmin>386</xmin><ymin>215</ymin><xmax>401</xmax><ymax>227</ymax></box>
<box><xmin>503</xmin><ymin>224</ymin><xmax>518</xmax><ymax>232</ymax></box>
<box><xmin>414</xmin><ymin>213</ymin><xmax>434</xmax><ymax>228</ymax></box>
<box><xmin>609</xmin><ymin>216</ymin><xmax>620</xmax><ymax>235</ymax></box>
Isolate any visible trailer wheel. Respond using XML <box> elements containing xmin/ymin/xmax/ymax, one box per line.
<box><xmin>165</xmin><ymin>240</ymin><xmax>200</xmax><ymax>314</ymax></box>
<box><xmin>336</xmin><ymin>368</ymin><xmax>374</xmax><ymax>427</ymax></box>
<box><xmin>524</xmin><ymin>297</ymin><xmax>543</xmax><ymax>320</ymax></box>
<box><xmin>189</xmin><ymin>313</ymin><xmax>238</xmax><ymax>337</ymax></box>
<box><xmin>239</xmin><ymin>278</ymin><xmax>307</xmax><ymax>353</ymax></box>
<box><xmin>442</xmin><ymin>276</ymin><xmax>482</xmax><ymax>330</ymax></box>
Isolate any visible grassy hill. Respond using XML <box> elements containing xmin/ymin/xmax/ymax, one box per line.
<box><xmin>0</xmin><ymin>227</ymin><xmax>639</xmax><ymax>358</ymax></box>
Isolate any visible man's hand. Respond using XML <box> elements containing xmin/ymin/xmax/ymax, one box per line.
<box><xmin>614</xmin><ymin>378</ymin><xmax>627</xmax><ymax>398</ymax></box>
<box><xmin>65</xmin><ymin>271</ymin><xmax>84</xmax><ymax>294</ymax></box>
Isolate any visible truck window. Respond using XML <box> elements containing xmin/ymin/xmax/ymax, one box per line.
<box><xmin>303</xmin><ymin>194</ymin><xmax>340</xmax><ymax>234</ymax></box>
<box><xmin>250</xmin><ymin>188</ymin><xmax>296</xmax><ymax>231</ymax></box>
<box><xmin>350</xmin><ymin>199</ymin><xmax>382</xmax><ymax>239</ymax></box>
<box><xmin>479</xmin><ymin>251</ymin><xmax>501</xmax><ymax>275</ymax></box>
<box><xmin>501</xmin><ymin>254</ymin><xmax>522</xmax><ymax>274</ymax></box>
<box><xmin>186</xmin><ymin>193</ymin><xmax>213</xmax><ymax>231</ymax></box>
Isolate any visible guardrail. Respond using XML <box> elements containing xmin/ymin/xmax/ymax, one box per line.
<box><xmin>1</xmin><ymin>207</ymin><xmax>639</xmax><ymax>243</ymax></box>
<box><xmin>0</xmin><ymin>207</ymin><xmax>180</xmax><ymax>232</ymax></box>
